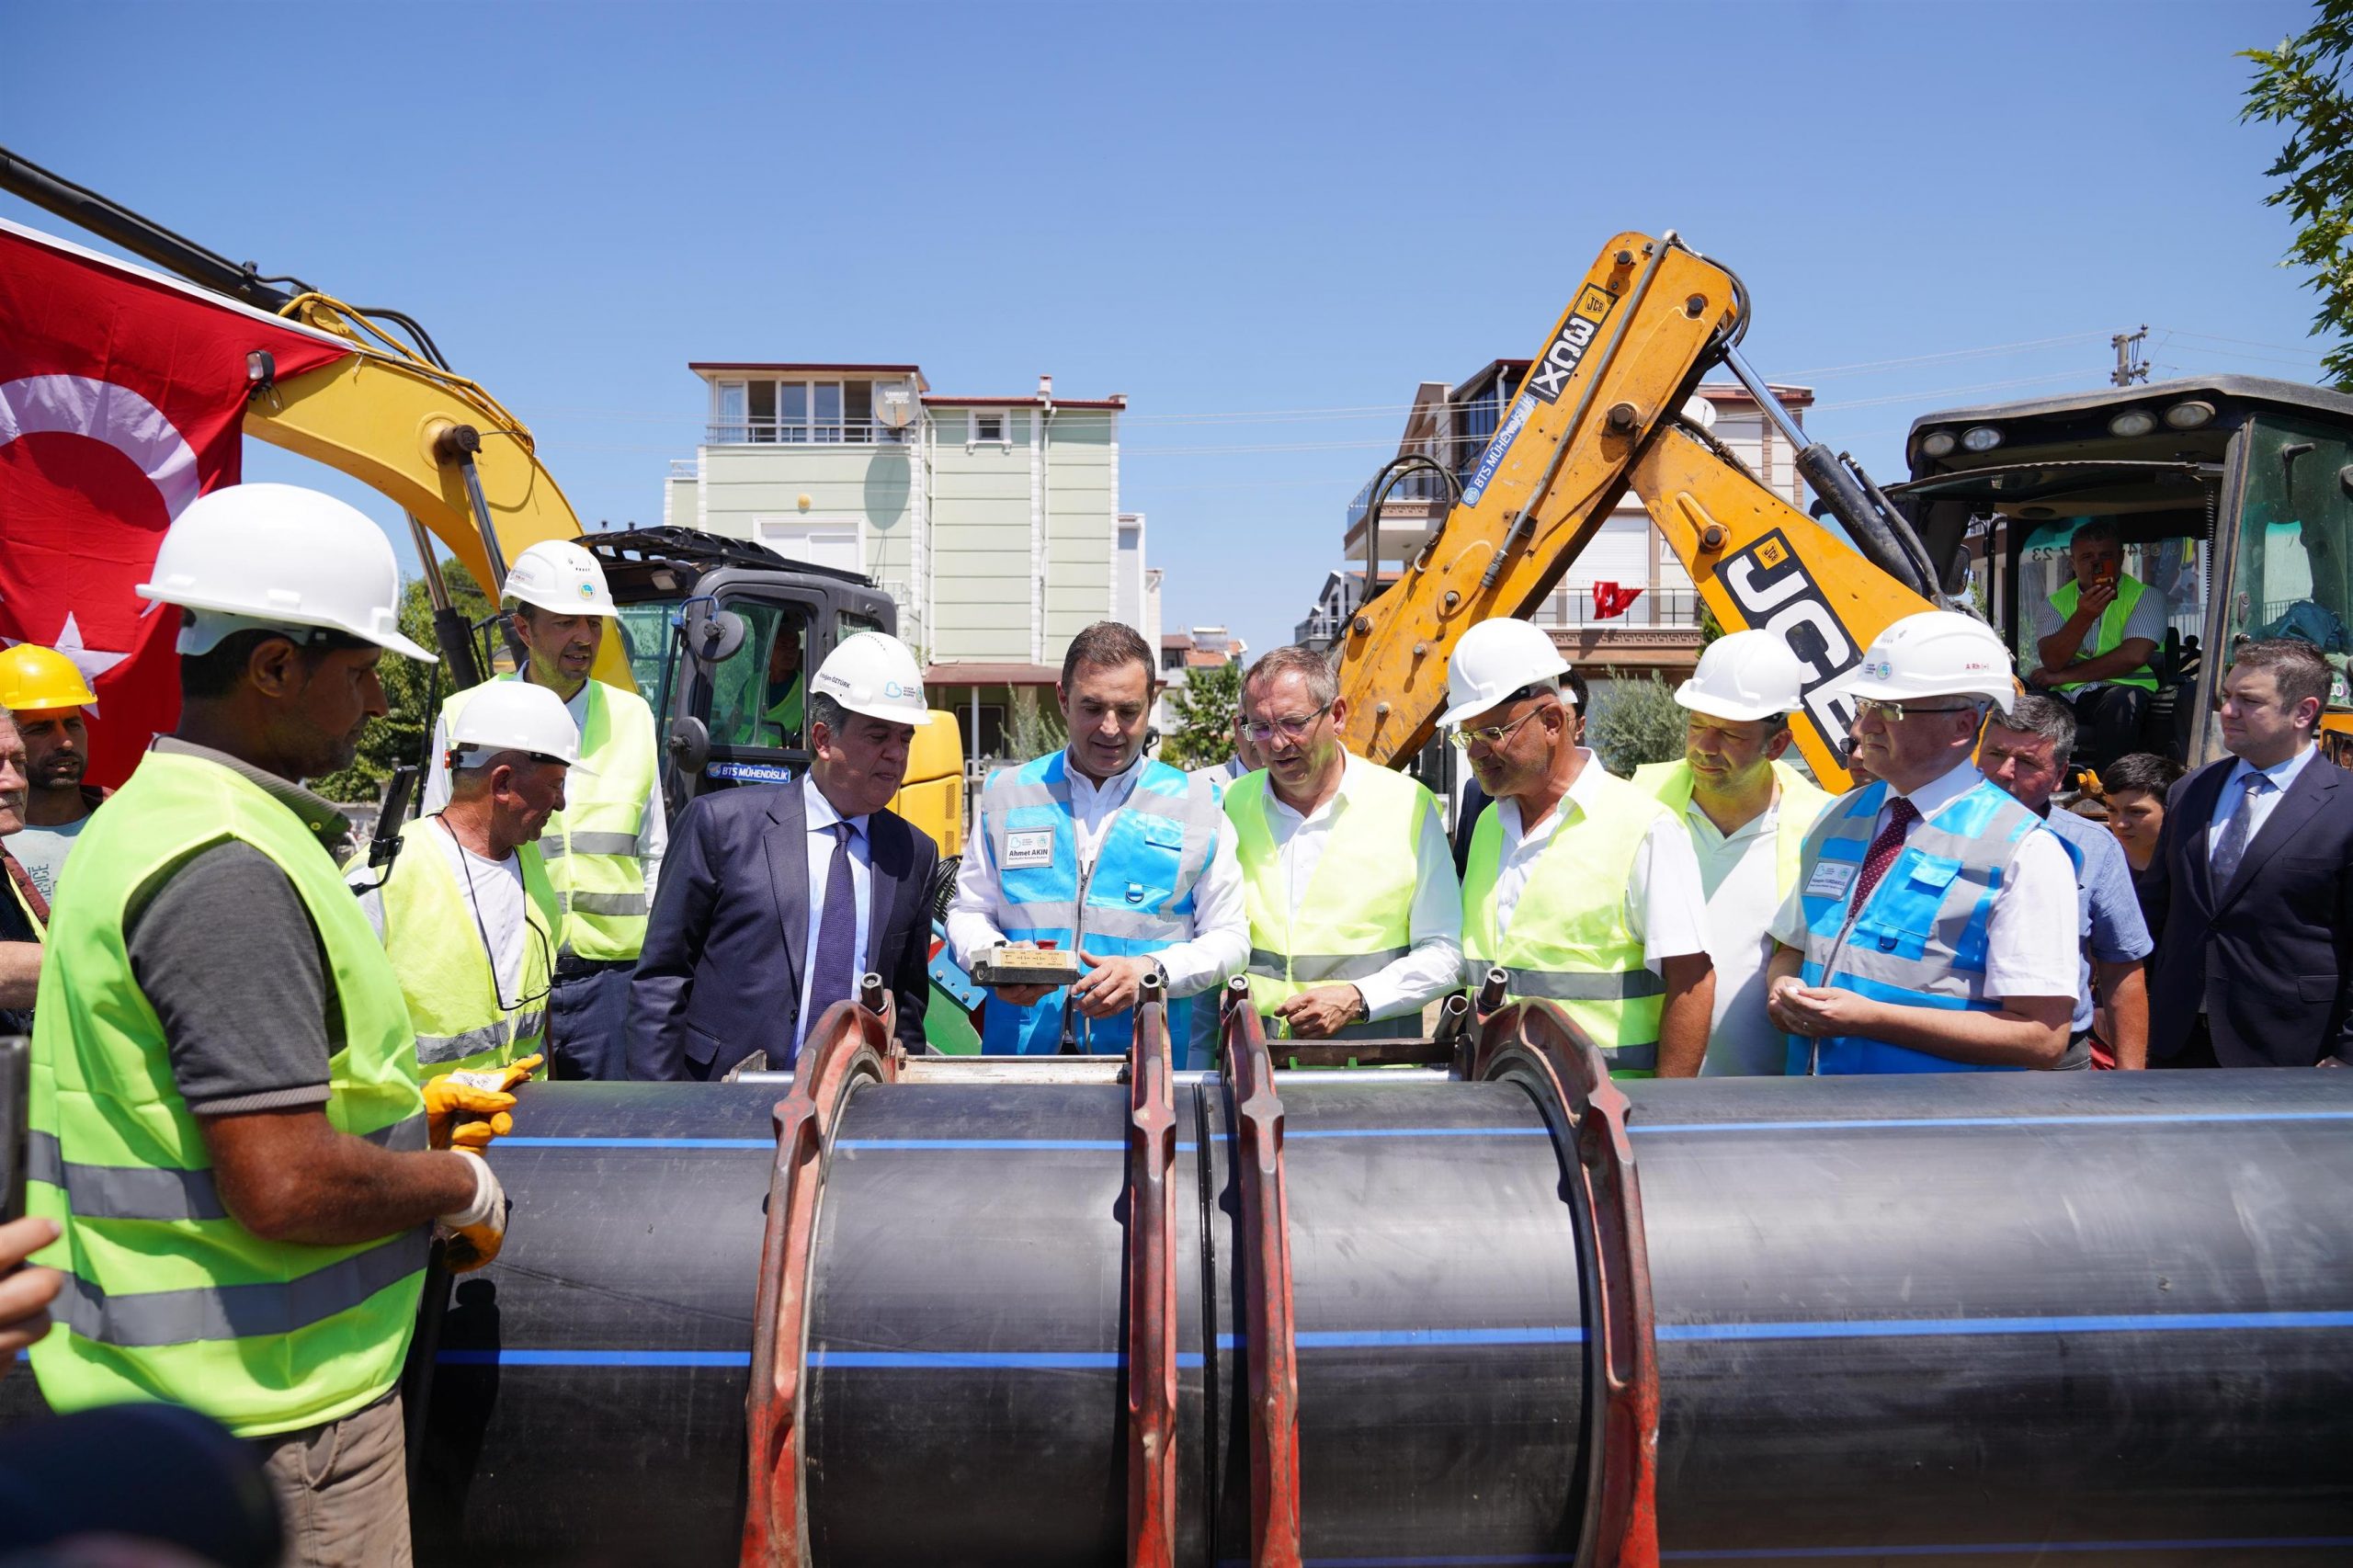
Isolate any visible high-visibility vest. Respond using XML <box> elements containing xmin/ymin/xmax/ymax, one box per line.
<box><xmin>1632</xmin><ymin>758</ymin><xmax>1834</xmax><ymax>900</ymax></box>
<box><xmin>355</xmin><ymin>818</ymin><xmax>561</xmax><ymax>1074</ymax></box>
<box><xmin>1461</xmin><ymin>772</ymin><xmax>1676</xmax><ymax>1076</ymax></box>
<box><xmin>764</xmin><ymin>675</ymin><xmax>804</xmax><ymax>742</ymax></box>
<box><xmin>1225</xmin><ymin>761</ymin><xmax>1435</xmax><ymax>1041</ymax></box>
<box><xmin>443</xmin><ymin>676</ymin><xmax>657</xmax><ymax>961</ymax></box>
<box><xmin>2049</xmin><ymin>574</ymin><xmax>2158</xmax><ymax>692</ymax></box>
<box><xmin>1791</xmin><ymin>776</ymin><xmax>2047</xmax><ymax>1074</ymax></box>
<box><xmin>977</xmin><ymin>751</ymin><xmax>1225</xmax><ymax>1055</ymax></box>
<box><xmin>27</xmin><ymin>750</ymin><xmax>428</xmax><ymax>1437</ymax></box>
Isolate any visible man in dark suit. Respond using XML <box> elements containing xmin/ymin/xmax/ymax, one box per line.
<box><xmin>628</xmin><ymin>633</ymin><xmax>939</xmax><ymax>1078</ymax></box>
<box><xmin>2142</xmin><ymin>638</ymin><xmax>2353</xmax><ymax>1069</ymax></box>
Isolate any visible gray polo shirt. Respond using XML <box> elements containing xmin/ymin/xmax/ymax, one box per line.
<box><xmin>2027</xmin><ymin>575</ymin><xmax>2168</xmax><ymax>690</ymax></box>
<box><xmin>127</xmin><ymin>739</ymin><xmax>359</xmax><ymax>1115</ymax></box>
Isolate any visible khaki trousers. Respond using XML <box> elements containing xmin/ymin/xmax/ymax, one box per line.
<box><xmin>255</xmin><ymin>1388</ymin><xmax>413</xmax><ymax>1568</ymax></box>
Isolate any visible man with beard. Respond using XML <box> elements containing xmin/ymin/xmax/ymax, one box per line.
<box><xmin>25</xmin><ymin>484</ymin><xmax>512</xmax><ymax>1565</ymax></box>
<box><xmin>0</xmin><ymin>645</ymin><xmax>104</xmax><ymax>907</ymax></box>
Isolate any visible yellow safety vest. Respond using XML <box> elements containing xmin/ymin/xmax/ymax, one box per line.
<box><xmin>1631</xmin><ymin>758</ymin><xmax>1833</xmax><ymax>900</ymax></box>
<box><xmin>1461</xmin><ymin>771</ymin><xmax>1676</xmax><ymax>1076</ymax></box>
<box><xmin>1224</xmin><ymin>761</ymin><xmax>1438</xmax><ymax>1040</ymax></box>
<box><xmin>2049</xmin><ymin>574</ymin><xmax>2158</xmax><ymax>692</ymax></box>
<box><xmin>28</xmin><ymin>750</ymin><xmax>427</xmax><ymax>1437</ymax></box>
<box><xmin>443</xmin><ymin>676</ymin><xmax>657</xmax><ymax>961</ymax></box>
<box><xmin>354</xmin><ymin>818</ymin><xmax>561</xmax><ymax>1075</ymax></box>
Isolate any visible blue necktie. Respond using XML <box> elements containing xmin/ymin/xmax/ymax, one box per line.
<box><xmin>2211</xmin><ymin>775</ymin><xmax>2272</xmax><ymax>889</ymax></box>
<box><xmin>810</xmin><ymin>821</ymin><xmax>858</xmax><ymax>1024</ymax></box>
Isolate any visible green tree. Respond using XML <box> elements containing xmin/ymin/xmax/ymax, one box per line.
<box><xmin>1002</xmin><ymin>686</ymin><xmax>1068</xmax><ymax>761</ymax></box>
<box><xmin>1159</xmin><ymin>659</ymin><xmax>1243</xmax><ymax>769</ymax></box>
<box><xmin>1583</xmin><ymin>668</ymin><xmax>1688</xmax><ymax>777</ymax></box>
<box><xmin>313</xmin><ymin>561</ymin><xmax>494</xmax><ymax>802</ymax></box>
<box><xmin>2245</xmin><ymin>2</ymin><xmax>2353</xmax><ymax>390</ymax></box>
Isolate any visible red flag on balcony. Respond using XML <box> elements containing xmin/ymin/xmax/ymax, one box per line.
<box><xmin>0</xmin><ymin>222</ymin><xmax>355</xmax><ymax>784</ymax></box>
<box><xmin>1591</xmin><ymin>581</ymin><xmax>1644</xmax><ymax>620</ymax></box>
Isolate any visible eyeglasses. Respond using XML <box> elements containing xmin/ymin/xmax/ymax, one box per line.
<box><xmin>1450</xmin><ymin>709</ymin><xmax>1543</xmax><ymax>749</ymax></box>
<box><xmin>1853</xmin><ymin>698</ymin><xmax>1984</xmax><ymax>724</ymax></box>
<box><xmin>1241</xmin><ymin>701</ymin><xmax>1333</xmax><ymax>744</ymax></box>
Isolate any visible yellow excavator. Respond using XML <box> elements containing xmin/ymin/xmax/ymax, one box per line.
<box><xmin>1335</xmin><ymin>228</ymin><xmax>2353</xmax><ymax>780</ymax></box>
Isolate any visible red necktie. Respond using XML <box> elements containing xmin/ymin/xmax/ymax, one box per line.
<box><xmin>1850</xmin><ymin>797</ymin><xmax>1920</xmax><ymax>906</ymax></box>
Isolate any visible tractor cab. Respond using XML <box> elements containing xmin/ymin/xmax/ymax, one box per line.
<box><xmin>583</xmin><ymin>527</ymin><xmax>964</xmax><ymax>857</ymax></box>
<box><xmin>1895</xmin><ymin>376</ymin><xmax>2353</xmax><ymax>770</ymax></box>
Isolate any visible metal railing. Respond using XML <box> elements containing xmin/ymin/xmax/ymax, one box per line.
<box><xmin>706</xmin><ymin>418</ymin><xmax>909</xmax><ymax>446</ymax></box>
<box><xmin>1529</xmin><ymin>585</ymin><xmax>1706</xmax><ymax>630</ymax></box>
<box><xmin>667</xmin><ymin>458</ymin><xmax>700</xmax><ymax>481</ymax></box>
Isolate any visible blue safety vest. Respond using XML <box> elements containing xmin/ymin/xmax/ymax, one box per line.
<box><xmin>1791</xmin><ymin>775</ymin><xmax>2048</xmax><ymax>1075</ymax></box>
<box><xmin>977</xmin><ymin>751</ymin><xmax>1224</xmax><ymax>1055</ymax></box>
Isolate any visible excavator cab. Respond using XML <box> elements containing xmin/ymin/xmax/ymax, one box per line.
<box><xmin>1895</xmin><ymin>376</ymin><xmax>2353</xmax><ymax>770</ymax></box>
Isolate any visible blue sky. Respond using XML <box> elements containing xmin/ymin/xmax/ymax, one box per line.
<box><xmin>2</xmin><ymin>0</ymin><xmax>2334</xmax><ymax>656</ymax></box>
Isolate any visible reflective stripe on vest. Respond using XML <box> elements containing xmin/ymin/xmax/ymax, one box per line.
<box><xmin>1793</xmin><ymin>776</ymin><xmax>2046</xmax><ymax>1075</ymax></box>
<box><xmin>1461</xmin><ymin>771</ymin><xmax>1675</xmax><ymax>1076</ymax></box>
<box><xmin>27</xmin><ymin>750</ymin><xmax>427</xmax><ymax>1438</ymax></box>
<box><xmin>1631</xmin><ymin>757</ymin><xmax>1835</xmax><ymax>902</ymax></box>
<box><xmin>1226</xmin><ymin>762</ymin><xmax>1433</xmax><ymax>1043</ymax></box>
<box><xmin>2050</xmin><ymin>574</ymin><xmax>2157</xmax><ymax>692</ymax></box>
<box><xmin>977</xmin><ymin>752</ymin><xmax>1223</xmax><ymax>1056</ymax></box>
<box><xmin>354</xmin><ymin>819</ymin><xmax>560</xmax><ymax>1074</ymax></box>
<box><xmin>441</xmin><ymin>676</ymin><xmax>657</xmax><ymax>960</ymax></box>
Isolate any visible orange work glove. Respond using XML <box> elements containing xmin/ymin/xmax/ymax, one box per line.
<box><xmin>423</xmin><ymin>1053</ymin><xmax>544</xmax><ymax>1150</ymax></box>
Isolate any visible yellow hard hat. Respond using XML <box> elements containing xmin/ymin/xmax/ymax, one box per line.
<box><xmin>0</xmin><ymin>644</ymin><xmax>99</xmax><ymax>712</ymax></box>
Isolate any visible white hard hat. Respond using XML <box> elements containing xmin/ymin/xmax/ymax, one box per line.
<box><xmin>1438</xmin><ymin>619</ymin><xmax>1573</xmax><ymax>728</ymax></box>
<box><xmin>1836</xmin><ymin>610</ymin><xmax>2018</xmax><ymax>718</ymax></box>
<box><xmin>811</xmin><ymin>631</ymin><xmax>933</xmax><ymax>727</ymax></box>
<box><xmin>1675</xmin><ymin>630</ymin><xmax>1810</xmax><ymax>722</ymax></box>
<box><xmin>504</xmin><ymin>539</ymin><xmax>617</xmax><ymax>617</ymax></box>
<box><xmin>446</xmin><ymin>681</ymin><xmax>583</xmax><ymax>766</ymax></box>
<box><xmin>136</xmin><ymin>483</ymin><xmax>435</xmax><ymax>663</ymax></box>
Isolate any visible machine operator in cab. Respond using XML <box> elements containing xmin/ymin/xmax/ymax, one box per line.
<box><xmin>2025</xmin><ymin>517</ymin><xmax>2166</xmax><ymax>772</ymax></box>
<box><xmin>948</xmin><ymin>621</ymin><xmax>1247</xmax><ymax>1056</ymax></box>
<box><xmin>428</xmin><ymin>540</ymin><xmax>665</xmax><ymax>1080</ymax></box>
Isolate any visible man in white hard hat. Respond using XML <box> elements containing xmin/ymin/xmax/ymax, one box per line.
<box><xmin>949</xmin><ymin>621</ymin><xmax>1247</xmax><ymax>1056</ymax></box>
<box><xmin>353</xmin><ymin>681</ymin><xmax>579</xmax><ymax>1077</ymax></box>
<box><xmin>26</xmin><ymin>483</ymin><xmax>514</xmax><ymax>1565</ymax></box>
<box><xmin>429</xmin><ymin>538</ymin><xmax>665</xmax><ymax>1081</ymax></box>
<box><xmin>1766</xmin><ymin>609</ymin><xmax>2078</xmax><ymax>1074</ymax></box>
<box><xmin>1631</xmin><ymin>631</ymin><xmax>1834</xmax><ymax>1075</ymax></box>
<box><xmin>631</xmin><ymin>632</ymin><xmax>940</xmax><ymax>1077</ymax></box>
<box><xmin>1221</xmin><ymin>644</ymin><xmax>1461</xmax><ymax>1058</ymax></box>
<box><xmin>1447</xmin><ymin>619</ymin><xmax>1715</xmax><ymax>1078</ymax></box>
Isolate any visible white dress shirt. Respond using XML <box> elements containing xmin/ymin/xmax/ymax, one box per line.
<box><xmin>1769</xmin><ymin>759</ymin><xmax>2078</xmax><ymax>1001</ymax></box>
<box><xmin>797</xmin><ymin>774</ymin><xmax>873</xmax><ymax>1057</ymax></box>
<box><xmin>1682</xmin><ymin>790</ymin><xmax>1792</xmax><ymax>1076</ymax></box>
<box><xmin>1489</xmin><ymin>750</ymin><xmax>1710</xmax><ymax>971</ymax></box>
<box><xmin>947</xmin><ymin>748</ymin><xmax>1251</xmax><ymax>998</ymax></box>
<box><xmin>426</xmin><ymin>678</ymin><xmax>667</xmax><ymax>907</ymax></box>
<box><xmin>1250</xmin><ymin>753</ymin><xmax>1463</xmax><ymax>1022</ymax></box>
<box><xmin>2206</xmin><ymin>743</ymin><xmax>2318</xmax><ymax>859</ymax></box>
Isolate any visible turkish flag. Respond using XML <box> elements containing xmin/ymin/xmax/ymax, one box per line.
<box><xmin>1591</xmin><ymin>581</ymin><xmax>1644</xmax><ymax>620</ymax></box>
<box><xmin>0</xmin><ymin>222</ymin><xmax>352</xmax><ymax>784</ymax></box>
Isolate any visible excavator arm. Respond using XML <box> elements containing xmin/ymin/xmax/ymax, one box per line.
<box><xmin>1335</xmin><ymin>231</ymin><xmax>1943</xmax><ymax>784</ymax></box>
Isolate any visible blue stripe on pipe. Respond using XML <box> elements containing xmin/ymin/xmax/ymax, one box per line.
<box><xmin>495</xmin><ymin>1136</ymin><xmax>774</xmax><ymax>1149</ymax></box>
<box><xmin>1659</xmin><ymin>1539</ymin><xmax>2353</xmax><ymax>1560</ymax></box>
<box><xmin>1657</xmin><ymin>1310</ymin><xmax>2353</xmax><ymax>1342</ymax></box>
<box><xmin>1631</xmin><ymin>1110</ymin><xmax>2353</xmax><ymax>1136</ymax></box>
<box><xmin>435</xmin><ymin>1348</ymin><xmax>753</xmax><ymax>1368</ymax></box>
<box><xmin>835</xmin><ymin>1138</ymin><xmax>1126</xmax><ymax>1151</ymax></box>
<box><xmin>1287</xmin><ymin>1127</ymin><xmax>1551</xmax><ymax>1141</ymax></box>
<box><xmin>1300</xmin><ymin>1556</ymin><xmax>1576</xmax><ymax>1566</ymax></box>
<box><xmin>809</xmin><ymin>1349</ymin><xmax>1123</xmax><ymax>1369</ymax></box>
<box><xmin>1295</xmin><ymin>1326</ymin><xmax>1583</xmax><ymax>1349</ymax></box>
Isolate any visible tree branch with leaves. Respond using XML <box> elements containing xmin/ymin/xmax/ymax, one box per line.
<box><xmin>2245</xmin><ymin>0</ymin><xmax>2353</xmax><ymax>390</ymax></box>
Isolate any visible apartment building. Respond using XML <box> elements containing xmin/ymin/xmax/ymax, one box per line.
<box><xmin>664</xmin><ymin>363</ymin><xmax>1153</xmax><ymax>761</ymax></box>
<box><xmin>1304</xmin><ymin>359</ymin><xmax>1813</xmax><ymax>687</ymax></box>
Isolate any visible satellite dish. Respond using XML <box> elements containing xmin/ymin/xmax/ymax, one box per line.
<box><xmin>1680</xmin><ymin>393</ymin><xmax>1719</xmax><ymax>430</ymax></box>
<box><xmin>873</xmin><ymin>382</ymin><xmax>918</xmax><ymax>430</ymax></box>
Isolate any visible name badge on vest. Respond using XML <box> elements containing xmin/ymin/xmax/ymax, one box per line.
<box><xmin>1005</xmin><ymin>829</ymin><xmax>1056</xmax><ymax>870</ymax></box>
<box><xmin>1804</xmin><ymin>861</ymin><xmax>1859</xmax><ymax>901</ymax></box>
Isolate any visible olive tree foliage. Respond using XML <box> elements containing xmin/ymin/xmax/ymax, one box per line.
<box><xmin>1583</xmin><ymin>669</ymin><xmax>1688</xmax><ymax>778</ymax></box>
<box><xmin>1159</xmin><ymin>659</ymin><xmax>1244</xmax><ymax>770</ymax></box>
<box><xmin>313</xmin><ymin>561</ymin><xmax>494</xmax><ymax>802</ymax></box>
<box><xmin>2245</xmin><ymin>1</ymin><xmax>2353</xmax><ymax>390</ymax></box>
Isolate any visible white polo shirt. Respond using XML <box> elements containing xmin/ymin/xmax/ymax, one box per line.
<box><xmin>1683</xmin><ymin>789</ymin><xmax>1799</xmax><ymax>1076</ymax></box>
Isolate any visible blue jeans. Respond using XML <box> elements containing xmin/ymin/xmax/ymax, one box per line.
<box><xmin>547</xmin><ymin>958</ymin><xmax>635</xmax><ymax>1081</ymax></box>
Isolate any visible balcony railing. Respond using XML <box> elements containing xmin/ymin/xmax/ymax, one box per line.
<box><xmin>1529</xmin><ymin>585</ymin><xmax>1706</xmax><ymax>630</ymax></box>
<box><xmin>706</xmin><ymin>418</ymin><xmax>909</xmax><ymax>446</ymax></box>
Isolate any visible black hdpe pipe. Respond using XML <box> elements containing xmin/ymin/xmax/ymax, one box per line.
<box><xmin>369</xmin><ymin>1069</ymin><xmax>2353</xmax><ymax>1567</ymax></box>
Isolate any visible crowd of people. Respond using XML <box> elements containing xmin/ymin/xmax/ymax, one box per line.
<box><xmin>3</xmin><ymin>485</ymin><xmax>2349</xmax><ymax>1565</ymax></box>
